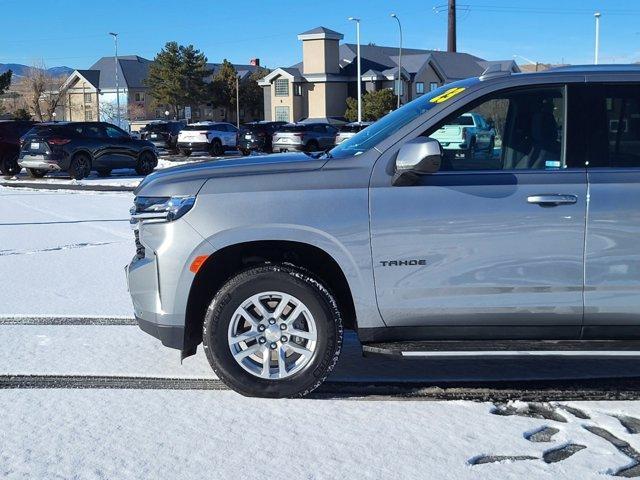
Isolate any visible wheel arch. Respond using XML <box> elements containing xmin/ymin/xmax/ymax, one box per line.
<box><xmin>183</xmin><ymin>239</ymin><xmax>357</xmax><ymax>352</ymax></box>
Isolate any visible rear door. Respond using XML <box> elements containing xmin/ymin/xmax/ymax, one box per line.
<box><xmin>573</xmin><ymin>83</ymin><xmax>640</xmax><ymax>336</ymax></box>
<box><xmin>369</xmin><ymin>84</ymin><xmax>587</xmax><ymax>337</ymax></box>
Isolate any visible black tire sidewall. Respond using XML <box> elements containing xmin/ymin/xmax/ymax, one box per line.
<box><xmin>69</xmin><ymin>153</ymin><xmax>90</xmax><ymax>180</ymax></box>
<box><xmin>203</xmin><ymin>265</ymin><xmax>342</xmax><ymax>398</ymax></box>
<box><xmin>210</xmin><ymin>140</ymin><xmax>223</xmax><ymax>157</ymax></box>
<box><xmin>136</xmin><ymin>151</ymin><xmax>156</xmax><ymax>175</ymax></box>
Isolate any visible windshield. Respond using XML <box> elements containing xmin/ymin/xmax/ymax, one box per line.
<box><xmin>329</xmin><ymin>78</ymin><xmax>478</xmax><ymax>158</ymax></box>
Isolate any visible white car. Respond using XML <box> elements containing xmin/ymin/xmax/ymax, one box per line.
<box><xmin>176</xmin><ymin>122</ymin><xmax>238</xmax><ymax>157</ymax></box>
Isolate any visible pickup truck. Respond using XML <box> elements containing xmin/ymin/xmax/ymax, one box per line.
<box><xmin>429</xmin><ymin>112</ymin><xmax>495</xmax><ymax>160</ymax></box>
<box><xmin>127</xmin><ymin>65</ymin><xmax>640</xmax><ymax>398</ymax></box>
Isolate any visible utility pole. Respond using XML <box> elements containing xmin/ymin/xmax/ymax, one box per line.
<box><xmin>447</xmin><ymin>0</ymin><xmax>457</xmax><ymax>52</ymax></box>
<box><xmin>348</xmin><ymin>17</ymin><xmax>362</xmax><ymax>123</ymax></box>
<box><xmin>109</xmin><ymin>32</ymin><xmax>120</xmax><ymax>127</ymax></box>
<box><xmin>390</xmin><ymin>13</ymin><xmax>402</xmax><ymax>109</ymax></box>
<box><xmin>594</xmin><ymin>12</ymin><xmax>601</xmax><ymax>64</ymax></box>
<box><xmin>236</xmin><ymin>74</ymin><xmax>240</xmax><ymax>129</ymax></box>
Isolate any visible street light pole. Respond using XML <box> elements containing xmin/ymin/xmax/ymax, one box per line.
<box><xmin>348</xmin><ymin>17</ymin><xmax>362</xmax><ymax>123</ymax></box>
<box><xmin>390</xmin><ymin>13</ymin><xmax>402</xmax><ymax>109</ymax></box>
<box><xmin>513</xmin><ymin>54</ymin><xmax>540</xmax><ymax>72</ymax></box>
<box><xmin>236</xmin><ymin>74</ymin><xmax>240</xmax><ymax>129</ymax></box>
<box><xmin>109</xmin><ymin>32</ymin><xmax>120</xmax><ymax>127</ymax></box>
<box><xmin>594</xmin><ymin>12</ymin><xmax>601</xmax><ymax>65</ymax></box>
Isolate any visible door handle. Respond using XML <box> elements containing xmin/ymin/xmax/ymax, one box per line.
<box><xmin>527</xmin><ymin>194</ymin><xmax>577</xmax><ymax>206</ymax></box>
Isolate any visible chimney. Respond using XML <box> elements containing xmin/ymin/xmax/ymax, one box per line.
<box><xmin>250</xmin><ymin>58</ymin><xmax>260</xmax><ymax>66</ymax></box>
<box><xmin>447</xmin><ymin>0</ymin><xmax>457</xmax><ymax>52</ymax></box>
<box><xmin>297</xmin><ymin>27</ymin><xmax>344</xmax><ymax>75</ymax></box>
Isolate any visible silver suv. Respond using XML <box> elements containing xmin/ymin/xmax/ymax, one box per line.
<box><xmin>127</xmin><ymin>65</ymin><xmax>640</xmax><ymax>397</ymax></box>
<box><xmin>272</xmin><ymin>123</ymin><xmax>338</xmax><ymax>153</ymax></box>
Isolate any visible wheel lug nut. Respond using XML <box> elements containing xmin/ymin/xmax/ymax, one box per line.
<box><xmin>258</xmin><ymin>337</ymin><xmax>266</xmax><ymax>344</ymax></box>
<box><xmin>269</xmin><ymin>319</ymin><xmax>276</xmax><ymax>325</ymax></box>
<box><xmin>280</xmin><ymin>323</ymin><xmax>287</xmax><ymax>331</ymax></box>
<box><xmin>270</xmin><ymin>342</ymin><xmax>277</xmax><ymax>350</ymax></box>
<box><xmin>280</xmin><ymin>336</ymin><xmax>288</xmax><ymax>343</ymax></box>
<box><xmin>258</xmin><ymin>325</ymin><xmax>266</xmax><ymax>332</ymax></box>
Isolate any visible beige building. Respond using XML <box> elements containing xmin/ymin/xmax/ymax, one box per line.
<box><xmin>260</xmin><ymin>26</ymin><xmax>520</xmax><ymax>123</ymax></box>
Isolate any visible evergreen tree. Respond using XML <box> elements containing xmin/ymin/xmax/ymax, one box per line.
<box><xmin>146</xmin><ymin>42</ymin><xmax>210</xmax><ymax>119</ymax></box>
<box><xmin>239</xmin><ymin>67</ymin><xmax>268</xmax><ymax>119</ymax></box>
<box><xmin>0</xmin><ymin>70</ymin><xmax>11</xmax><ymax>96</ymax></box>
<box><xmin>345</xmin><ymin>89</ymin><xmax>397</xmax><ymax>122</ymax></box>
<box><xmin>210</xmin><ymin>60</ymin><xmax>238</xmax><ymax>115</ymax></box>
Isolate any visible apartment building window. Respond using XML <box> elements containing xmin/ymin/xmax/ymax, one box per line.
<box><xmin>430</xmin><ymin>82</ymin><xmax>439</xmax><ymax>91</ymax></box>
<box><xmin>394</xmin><ymin>80</ymin><xmax>404</xmax><ymax>96</ymax></box>
<box><xmin>275</xmin><ymin>79</ymin><xmax>289</xmax><ymax>97</ymax></box>
<box><xmin>84</xmin><ymin>106</ymin><xmax>93</xmax><ymax>121</ymax></box>
<box><xmin>416</xmin><ymin>82</ymin><xmax>425</xmax><ymax>95</ymax></box>
<box><xmin>294</xmin><ymin>84</ymin><xmax>302</xmax><ymax>96</ymax></box>
<box><xmin>84</xmin><ymin>93</ymin><xmax>92</xmax><ymax>103</ymax></box>
<box><xmin>134</xmin><ymin>92</ymin><xmax>145</xmax><ymax>102</ymax></box>
<box><xmin>274</xmin><ymin>106</ymin><xmax>290</xmax><ymax>122</ymax></box>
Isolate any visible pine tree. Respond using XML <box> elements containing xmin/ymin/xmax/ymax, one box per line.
<box><xmin>0</xmin><ymin>70</ymin><xmax>11</xmax><ymax>95</ymax></box>
<box><xmin>239</xmin><ymin>67</ymin><xmax>268</xmax><ymax>119</ymax></box>
<box><xmin>146</xmin><ymin>42</ymin><xmax>210</xmax><ymax>119</ymax></box>
<box><xmin>210</xmin><ymin>60</ymin><xmax>238</xmax><ymax>116</ymax></box>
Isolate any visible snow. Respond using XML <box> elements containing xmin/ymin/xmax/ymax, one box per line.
<box><xmin>4</xmin><ymin>185</ymin><xmax>640</xmax><ymax>479</ymax></box>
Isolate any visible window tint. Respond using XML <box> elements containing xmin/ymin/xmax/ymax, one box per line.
<box><xmin>425</xmin><ymin>86</ymin><xmax>565</xmax><ymax>171</ymax></box>
<box><xmin>571</xmin><ymin>84</ymin><xmax>640</xmax><ymax>168</ymax></box>
<box><xmin>104</xmin><ymin>125</ymin><xmax>129</xmax><ymax>139</ymax></box>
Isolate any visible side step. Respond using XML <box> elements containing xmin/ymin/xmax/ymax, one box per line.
<box><xmin>362</xmin><ymin>340</ymin><xmax>640</xmax><ymax>358</ymax></box>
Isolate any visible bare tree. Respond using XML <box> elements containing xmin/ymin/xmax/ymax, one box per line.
<box><xmin>21</xmin><ymin>61</ymin><xmax>69</xmax><ymax>121</ymax></box>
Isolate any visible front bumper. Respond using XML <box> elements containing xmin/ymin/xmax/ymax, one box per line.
<box><xmin>126</xmin><ymin>216</ymin><xmax>210</xmax><ymax>351</ymax></box>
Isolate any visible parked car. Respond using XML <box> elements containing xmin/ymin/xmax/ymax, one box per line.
<box><xmin>127</xmin><ymin>65</ymin><xmax>640</xmax><ymax>398</ymax></box>
<box><xmin>429</xmin><ymin>112</ymin><xmax>495</xmax><ymax>160</ymax></box>
<box><xmin>238</xmin><ymin>121</ymin><xmax>287</xmax><ymax>155</ymax></box>
<box><xmin>141</xmin><ymin>121</ymin><xmax>186</xmax><ymax>153</ymax></box>
<box><xmin>19</xmin><ymin>122</ymin><xmax>158</xmax><ymax>180</ymax></box>
<box><xmin>176</xmin><ymin>122</ymin><xmax>238</xmax><ymax>157</ymax></box>
<box><xmin>0</xmin><ymin>120</ymin><xmax>37</xmax><ymax>176</ymax></box>
<box><xmin>335</xmin><ymin>122</ymin><xmax>373</xmax><ymax>144</ymax></box>
<box><xmin>271</xmin><ymin>123</ymin><xmax>338</xmax><ymax>153</ymax></box>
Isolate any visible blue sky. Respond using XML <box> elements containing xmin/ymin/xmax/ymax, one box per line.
<box><xmin>1</xmin><ymin>0</ymin><xmax>639</xmax><ymax>69</ymax></box>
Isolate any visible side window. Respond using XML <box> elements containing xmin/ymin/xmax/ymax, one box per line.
<box><xmin>425</xmin><ymin>86</ymin><xmax>565</xmax><ymax>171</ymax></box>
<box><xmin>83</xmin><ymin>125</ymin><xmax>103</xmax><ymax>137</ymax></box>
<box><xmin>104</xmin><ymin>125</ymin><xmax>129</xmax><ymax>139</ymax></box>
<box><xmin>576</xmin><ymin>84</ymin><xmax>640</xmax><ymax>168</ymax></box>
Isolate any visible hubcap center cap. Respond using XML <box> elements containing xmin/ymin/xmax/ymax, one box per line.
<box><xmin>264</xmin><ymin>324</ymin><xmax>282</xmax><ymax>343</ymax></box>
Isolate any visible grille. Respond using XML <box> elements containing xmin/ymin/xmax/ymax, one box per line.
<box><xmin>134</xmin><ymin>230</ymin><xmax>145</xmax><ymax>259</ymax></box>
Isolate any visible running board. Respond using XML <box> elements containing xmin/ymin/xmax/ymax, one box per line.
<box><xmin>362</xmin><ymin>340</ymin><xmax>640</xmax><ymax>358</ymax></box>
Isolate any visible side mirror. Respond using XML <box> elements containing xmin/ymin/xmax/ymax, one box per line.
<box><xmin>393</xmin><ymin>137</ymin><xmax>442</xmax><ymax>186</ymax></box>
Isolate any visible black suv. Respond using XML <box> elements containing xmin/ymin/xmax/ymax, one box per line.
<box><xmin>238</xmin><ymin>121</ymin><xmax>287</xmax><ymax>155</ymax></box>
<box><xmin>140</xmin><ymin>121</ymin><xmax>185</xmax><ymax>153</ymax></box>
<box><xmin>0</xmin><ymin>120</ymin><xmax>37</xmax><ymax>176</ymax></box>
<box><xmin>19</xmin><ymin>122</ymin><xmax>158</xmax><ymax>180</ymax></box>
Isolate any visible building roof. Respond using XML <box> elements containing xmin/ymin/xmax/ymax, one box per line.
<box><xmin>299</xmin><ymin>26</ymin><xmax>343</xmax><ymax>36</ymax></box>
<box><xmin>206</xmin><ymin>62</ymin><xmax>259</xmax><ymax>81</ymax></box>
<box><xmin>89</xmin><ymin>55</ymin><xmax>151</xmax><ymax>89</ymax></box>
<box><xmin>75</xmin><ymin>69</ymin><xmax>100</xmax><ymax>89</ymax></box>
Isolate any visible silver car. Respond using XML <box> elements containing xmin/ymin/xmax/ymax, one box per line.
<box><xmin>127</xmin><ymin>65</ymin><xmax>640</xmax><ymax>398</ymax></box>
<box><xmin>272</xmin><ymin>123</ymin><xmax>338</xmax><ymax>153</ymax></box>
<box><xmin>335</xmin><ymin>122</ymin><xmax>373</xmax><ymax>144</ymax></box>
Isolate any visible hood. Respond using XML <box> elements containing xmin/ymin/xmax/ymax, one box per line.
<box><xmin>135</xmin><ymin>152</ymin><xmax>328</xmax><ymax>197</ymax></box>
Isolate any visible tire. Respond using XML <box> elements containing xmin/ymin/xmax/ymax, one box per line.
<box><xmin>305</xmin><ymin>141</ymin><xmax>319</xmax><ymax>153</ymax></box>
<box><xmin>209</xmin><ymin>139</ymin><xmax>224</xmax><ymax>157</ymax></box>
<box><xmin>69</xmin><ymin>153</ymin><xmax>91</xmax><ymax>180</ymax></box>
<box><xmin>179</xmin><ymin>148</ymin><xmax>191</xmax><ymax>157</ymax></box>
<box><xmin>135</xmin><ymin>151</ymin><xmax>157</xmax><ymax>176</ymax></box>
<box><xmin>203</xmin><ymin>264</ymin><xmax>343</xmax><ymax>398</ymax></box>
<box><xmin>96</xmin><ymin>168</ymin><xmax>112</xmax><ymax>177</ymax></box>
<box><xmin>239</xmin><ymin>148</ymin><xmax>250</xmax><ymax>156</ymax></box>
<box><xmin>27</xmin><ymin>168</ymin><xmax>46</xmax><ymax>178</ymax></box>
<box><xmin>465</xmin><ymin>138</ymin><xmax>477</xmax><ymax>161</ymax></box>
<box><xmin>1</xmin><ymin>152</ymin><xmax>21</xmax><ymax>176</ymax></box>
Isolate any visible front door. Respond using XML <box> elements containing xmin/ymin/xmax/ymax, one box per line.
<box><xmin>103</xmin><ymin>124</ymin><xmax>137</xmax><ymax>167</ymax></box>
<box><xmin>370</xmin><ymin>85</ymin><xmax>587</xmax><ymax>337</ymax></box>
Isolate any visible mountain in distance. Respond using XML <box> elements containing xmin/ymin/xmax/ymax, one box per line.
<box><xmin>0</xmin><ymin>63</ymin><xmax>74</xmax><ymax>78</ymax></box>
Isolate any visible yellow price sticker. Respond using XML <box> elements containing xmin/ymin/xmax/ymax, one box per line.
<box><xmin>429</xmin><ymin>87</ymin><xmax>466</xmax><ymax>104</ymax></box>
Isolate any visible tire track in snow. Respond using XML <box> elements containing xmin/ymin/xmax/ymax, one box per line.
<box><xmin>0</xmin><ymin>316</ymin><xmax>136</xmax><ymax>325</ymax></box>
<box><xmin>0</xmin><ymin>241</ymin><xmax>125</xmax><ymax>257</ymax></box>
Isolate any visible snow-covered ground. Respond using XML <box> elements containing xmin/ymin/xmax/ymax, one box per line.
<box><xmin>4</xmin><ymin>185</ymin><xmax>640</xmax><ymax>479</ymax></box>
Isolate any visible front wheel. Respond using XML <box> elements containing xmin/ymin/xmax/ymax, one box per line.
<box><xmin>135</xmin><ymin>151</ymin><xmax>157</xmax><ymax>176</ymax></box>
<box><xmin>203</xmin><ymin>264</ymin><xmax>343</xmax><ymax>398</ymax></box>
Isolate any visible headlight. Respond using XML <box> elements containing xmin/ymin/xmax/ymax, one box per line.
<box><xmin>130</xmin><ymin>195</ymin><xmax>196</xmax><ymax>224</ymax></box>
